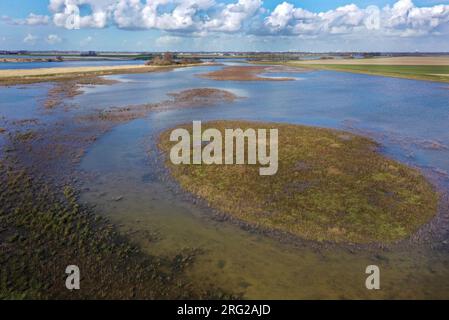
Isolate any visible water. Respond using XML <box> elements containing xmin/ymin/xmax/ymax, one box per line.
<box><xmin>75</xmin><ymin>65</ymin><xmax>449</xmax><ymax>175</ymax></box>
<box><xmin>0</xmin><ymin>57</ymin><xmax>242</xmax><ymax>70</ymax></box>
<box><xmin>75</xmin><ymin>64</ymin><xmax>449</xmax><ymax>298</ymax></box>
<box><xmin>79</xmin><ymin>115</ymin><xmax>449</xmax><ymax>299</ymax></box>
<box><xmin>0</xmin><ymin>59</ymin><xmax>143</xmax><ymax>70</ymax></box>
<box><xmin>2</xmin><ymin>62</ymin><xmax>449</xmax><ymax>298</ymax></box>
<box><xmin>0</xmin><ymin>83</ymin><xmax>54</xmax><ymax>151</ymax></box>
<box><xmin>0</xmin><ymin>84</ymin><xmax>52</xmax><ymax>120</ymax></box>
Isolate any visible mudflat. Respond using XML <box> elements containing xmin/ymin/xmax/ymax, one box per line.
<box><xmin>198</xmin><ymin>65</ymin><xmax>297</xmax><ymax>81</ymax></box>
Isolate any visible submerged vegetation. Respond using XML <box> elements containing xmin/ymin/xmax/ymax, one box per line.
<box><xmin>0</xmin><ymin>159</ymin><xmax>234</xmax><ymax>299</ymax></box>
<box><xmin>1</xmin><ymin>58</ymin><xmax>448</xmax><ymax>299</ymax></box>
<box><xmin>199</xmin><ymin>65</ymin><xmax>296</xmax><ymax>81</ymax></box>
<box><xmin>0</xmin><ymin>85</ymin><xmax>241</xmax><ymax>299</ymax></box>
<box><xmin>159</xmin><ymin>121</ymin><xmax>439</xmax><ymax>244</ymax></box>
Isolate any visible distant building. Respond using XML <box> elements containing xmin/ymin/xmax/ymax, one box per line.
<box><xmin>80</xmin><ymin>51</ymin><xmax>97</xmax><ymax>57</ymax></box>
<box><xmin>0</xmin><ymin>50</ymin><xmax>28</xmax><ymax>55</ymax></box>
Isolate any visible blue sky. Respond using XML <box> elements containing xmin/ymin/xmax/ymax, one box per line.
<box><xmin>1</xmin><ymin>0</ymin><xmax>449</xmax><ymax>52</ymax></box>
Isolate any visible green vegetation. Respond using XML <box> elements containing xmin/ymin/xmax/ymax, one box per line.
<box><xmin>159</xmin><ymin>121</ymin><xmax>438</xmax><ymax>244</ymax></box>
<box><xmin>279</xmin><ymin>62</ymin><xmax>449</xmax><ymax>83</ymax></box>
<box><xmin>12</xmin><ymin>130</ymin><xmax>36</xmax><ymax>142</ymax></box>
<box><xmin>0</xmin><ymin>159</ymin><xmax>233</xmax><ymax>299</ymax></box>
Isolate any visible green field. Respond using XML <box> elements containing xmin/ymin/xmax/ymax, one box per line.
<box><xmin>285</xmin><ymin>63</ymin><xmax>449</xmax><ymax>83</ymax></box>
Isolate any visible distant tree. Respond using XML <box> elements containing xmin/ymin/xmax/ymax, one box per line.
<box><xmin>145</xmin><ymin>52</ymin><xmax>176</xmax><ymax>66</ymax></box>
<box><xmin>163</xmin><ymin>52</ymin><xmax>174</xmax><ymax>62</ymax></box>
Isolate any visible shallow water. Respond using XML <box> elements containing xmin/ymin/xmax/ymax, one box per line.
<box><xmin>79</xmin><ymin>116</ymin><xmax>449</xmax><ymax>299</ymax></box>
<box><xmin>0</xmin><ymin>83</ymin><xmax>55</xmax><ymax>151</ymax></box>
<box><xmin>76</xmin><ymin>64</ymin><xmax>449</xmax><ymax>177</ymax></box>
<box><xmin>2</xmin><ymin>62</ymin><xmax>449</xmax><ymax>298</ymax></box>
<box><xmin>75</xmin><ymin>64</ymin><xmax>449</xmax><ymax>298</ymax></box>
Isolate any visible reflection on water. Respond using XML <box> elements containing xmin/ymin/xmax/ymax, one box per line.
<box><xmin>76</xmin><ymin>64</ymin><xmax>449</xmax><ymax>298</ymax></box>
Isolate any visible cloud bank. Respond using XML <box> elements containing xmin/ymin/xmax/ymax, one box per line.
<box><xmin>13</xmin><ymin>0</ymin><xmax>449</xmax><ymax>39</ymax></box>
<box><xmin>264</xmin><ymin>0</ymin><xmax>449</xmax><ymax>37</ymax></box>
<box><xmin>3</xmin><ymin>13</ymin><xmax>50</xmax><ymax>26</ymax></box>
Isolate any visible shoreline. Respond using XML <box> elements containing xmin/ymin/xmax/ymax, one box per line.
<box><xmin>0</xmin><ymin>84</ymin><xmax>243</xmax><ymax>298</ymax></box>
<box><xmin>252</xmin><ymin>56</ymin><xmax>449</xmax><ymax>83</ymax></box>
<box><xmin>156</xmin><ymin>121</ymin><xmax>449</xmax><ymax>248</ymax></box>
<box><xmin>155</xmin><ymin>121</ymin><xmax>449</xmax><ymax>252</ymax></box>
<box><xmin>0</xmin><ymin>62</ymin><xmax>212</xmax><ymax>85</ymax></box>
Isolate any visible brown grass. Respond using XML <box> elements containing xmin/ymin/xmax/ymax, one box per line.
<box><xmin>0</xmin><ymin>63</ymin><xmax>212</xmax><ymax>86</ymax></box>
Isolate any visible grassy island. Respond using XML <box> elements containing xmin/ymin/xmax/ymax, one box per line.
<box><xmin>159</xmin><ymin>121</ymin><xmax>438</xmax><ymax>243</ymax></box>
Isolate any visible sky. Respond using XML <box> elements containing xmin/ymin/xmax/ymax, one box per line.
<box><xmin>1</xmin><ymin>0</ymin><xmax>449</xmax><ymax>52</ymax></box>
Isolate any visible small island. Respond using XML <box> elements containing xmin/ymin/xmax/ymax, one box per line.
<box><xmin>159</xmin><ymin>121</ymin><xmax>438</xmax><ymax>244</ymax></box>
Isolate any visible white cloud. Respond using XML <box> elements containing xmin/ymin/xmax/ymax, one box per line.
<box><xmin>265</xmin><ymin>2</ymin><xmax>295</xmax><ymax>31</ymax></box>
<box><xmin>205</xmin><ymin>0</ymin><xmax>262</xmax><ymax>32</ymax></box>
<box><xmin>80</xmin><ymin>36</ymin><xmax>94</xmax><ymax>46</ymax></box>
<box><xmin>51</xmin><ymin>0</ymin><xmax>113</xmax><ymax>28</ymax></box>
<box><xmin>113</xmin><ymin>0</ymin><xmax>145</xmax><ymax>29</ymax></box>
<box><xmin>46</xmin><ymin>34</ymin><xmax>62</xmax><ymax>44</ymax></box>
<box><xmin>156</xmin><ymin>35</ymin><xmax>182</xmax><ymax>47</ymax></box>
<box><xmin>264</xmin><ymin>0</ymin><xmax>449</xmax><ymax>37</ymax></box>
<box><xmin>38</xmin><ymin>0</ymin><xmax>449</xmax><ymax>38</ymax></box>
<box><xmin>382</xmin><ymin>0</ymin><xmax>449</xmax><ymax>36</ymax></box>
<box><xmin>2</xmin><ymin>13</ymin><xmax>49</xmax><ymax>26</ymax></box>
<box><xmin>113</xmin><ymin>0</ymin><xmax>216</xmax><ymax>31</ymax></box>
<box><xmin>48</xmin><ymin>0</ymin><xmax>67</xmax><ymax>13</ymax></box>
<box><xmin>48</xmin><ymin>0</ymin><xmax>261</xmax><ymax>33</ymax></box>
<box><xmin>25</xmin><ymin>13</ymin><xmax>50</xmax><ymax>25</ymax></box>
<box><xmin>23</xmin><ymin>33</ymin><xmax>38</xmax><ymax>45</ymax></box>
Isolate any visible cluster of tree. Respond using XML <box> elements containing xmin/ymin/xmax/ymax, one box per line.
<box><xmin>145</xmin><ymin>52</ymin><xmax>201</xmax><ymax>66</ymax></box>
<box><xmin>145</xmin><ymin>52</ymin><xmax>175</xmax><ymax>65</ymax></box>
